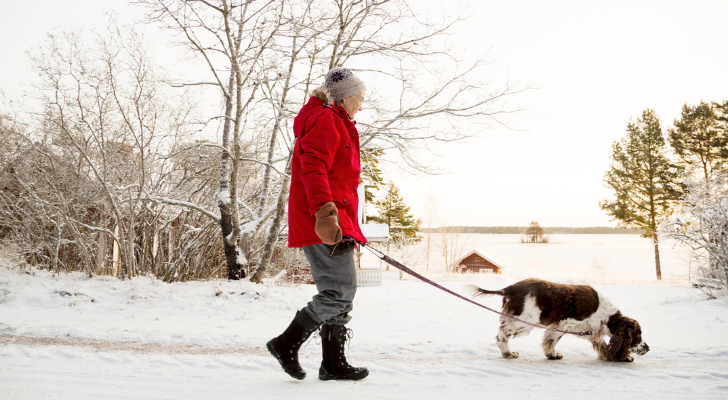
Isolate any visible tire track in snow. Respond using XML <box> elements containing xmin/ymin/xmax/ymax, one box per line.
<box><xmin>4</xmin><ymin>334</ymin><xmax>728</xmax><ymax>371</ymax></box>
<box><xmin>0</xmin><ymin>334</ymin><xmax>270</xmax><ymax>357</ymax></box>
<box><xmin>0</xmin><ymin>334</ymin><xmax>488</xmax><ymax>363</ymax></box>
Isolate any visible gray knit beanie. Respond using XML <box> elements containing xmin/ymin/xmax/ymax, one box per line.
<box><xmin>324</xmin><ymin>67</ymin><xmax>366</xmax><ymax>103</ymax></box>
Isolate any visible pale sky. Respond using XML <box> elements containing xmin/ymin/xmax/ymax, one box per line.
<box><xmin>393</xmin><ymin>0</ymin><xmax>728</xmax><ymax>228</ymax></box>
<box><xmin>2</xmin><ymin>0</ymin><xmax>727</xmax><ymax>228</ymax></box>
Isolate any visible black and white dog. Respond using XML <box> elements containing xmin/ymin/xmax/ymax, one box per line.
<box><xmin>470</xmin><ymin>278</ymin><xmax>649</xmax><ymax>362</ymax></box>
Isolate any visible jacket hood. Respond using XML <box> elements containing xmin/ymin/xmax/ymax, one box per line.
<box><xmin>293</xmin><ymin>87</ymin><xmax>335</xmax><ymax>138</ymax></box>
<box><xmin>310</xmin><ymin>86</ymin><xmax>332</xmax><ymax>105</ymax></box>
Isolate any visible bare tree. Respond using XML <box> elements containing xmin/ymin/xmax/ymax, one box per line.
<box><xmin>319</xmin><ymin>1</ymin><xmax>525</xmax><ymax>174</ymax></box>
<box><xmin>138</xmin><ymin>0</ymin><xmax>523</xmax><ymax>284</ymax></box>
<box><xmin>423</xmin><ymin>194</ymin><xmax>437</xmax><ymax>270</ymax></box>
<box><xmin>437</xmin><ymin>226</ymin><xmax>474</xmax><ymax>272</ymax></box>
<box><xmin>140</xmin><ymin>0</ymin><xmax>291</xmax><ymax>279</ymax></box>
<box><xmin>250</xmin><ymin>0</ymin><xmax>523</xmax><ymax>281</ymax></box>
<box><xmin>0</xmin><ymin>20</ymin><xmax>237</xmax><ymax>280</ymax></box>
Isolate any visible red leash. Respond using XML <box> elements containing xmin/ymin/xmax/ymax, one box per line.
<box><xmin>361</xmin><ymin>243</ymin><xmax>592</xmax><ymax>337</ymax></box>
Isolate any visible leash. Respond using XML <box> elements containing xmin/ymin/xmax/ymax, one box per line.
<box><xmin>360</xmin><ymin>243</ymin><xmax>593</xmax><ymax>337</ymax></box>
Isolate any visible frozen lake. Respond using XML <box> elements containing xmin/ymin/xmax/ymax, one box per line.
<box><xmin>360</xmin><ymin>233</ymin><xmax>692</xmax><ymax>284</ymax></box>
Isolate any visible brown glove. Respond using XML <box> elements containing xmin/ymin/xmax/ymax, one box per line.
<box><xmin>314</xmin><ymin>202</ymin><xmax>342</xmax><ymax>245</ymax></box>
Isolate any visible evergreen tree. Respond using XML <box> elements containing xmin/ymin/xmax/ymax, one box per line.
<box><xmin>713</xmin><ymin>100</ymin><xmax>728</xmax><ymax>161</ymax></box>
<box><xmin>525</xmin><ymin>221</ymin><xmax>544</xmax><ymax>243</ymax></box>
<box><xmin>668</xmin><ymin>101</ymin><xmax>728</xmax><ymax>181</ymax></box>
<box><xmin>369</xmin><ymin>181</ymin><xmax>422</xmax><ymax>251</ymax></box>
<box><xmin>600</xmin><ymin>109</ymin><xmax>681</xmax><ymax>280</ymax></box>
<box><xmin>360</xmin><ymin>148</ymin><xmax>384</xmax><ymax>204</ymax></box>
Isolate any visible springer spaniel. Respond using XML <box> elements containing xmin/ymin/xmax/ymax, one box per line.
<box><xmin>470</xmin><ymin>278</ymin><xmax>649</xmax><ymax>362</ymax></box>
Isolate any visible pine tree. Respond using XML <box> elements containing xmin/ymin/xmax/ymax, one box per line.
<box><xmin>369</xmin><ymin>181</ymin><xmax>422</xmax><ymax>252</ymax></box>
<box><xmin>713</xmin><ymin>100</ymin><xmax>728</xmax><ymax>162</ymax></box>
<box><xmin>525</xmin><ymin>221</ymin><xmax>544</xmax><ymax>243</ymax></box>
<box><xmin>360</xmin><ymin>148</ymin><xmax>384</xmax><ymax>204</ymax></box>
<box><xmin>600</xmin><ymin>109</ymin><xmax>681</xmax><ymax>280</ymax></box>
<box><xmin>668</xmin><ymin>101</ymin><xmax>728</xmax><ymax>181</ymax></box>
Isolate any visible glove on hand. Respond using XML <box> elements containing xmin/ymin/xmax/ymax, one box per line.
<box><xmin>314</xmin><ymin>202</ymin><xmax>342</xmax><ymax>245</ymax></box>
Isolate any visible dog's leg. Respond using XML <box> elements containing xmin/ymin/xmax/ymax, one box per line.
<box><xmin>496</xmin><ymin>319</ymin><xmax>519</xmax><ymax>359</ymax></box>
<box><xmin>541</xmin><ymin>330</ymin><xmax>565</xmax><ymax>360</ymax></box>
<box><xmin>591</xmin><ymin>336</ymin><xmax>609</xmax><ymax>360</ymax></box>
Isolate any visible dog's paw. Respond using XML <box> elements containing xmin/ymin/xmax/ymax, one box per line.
<box><xmin>621</xmin><ymin>355</ymin><xmax>634</xmax><ymax>363</ymax></box>
<box><xmin>547</xmin><ymin>353</ymin><xmax>563</xmax><ymax>360</ymax></box>
<box><xmin>502</xmin><ymin>351</ymin><xmax>519</xmax><ymax>359</ymax></box>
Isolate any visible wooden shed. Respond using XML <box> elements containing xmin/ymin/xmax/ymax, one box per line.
<box><xmin>457</xmin><ymin>251</ymin><xmax>503</xmax><ymax>274</ymax></box>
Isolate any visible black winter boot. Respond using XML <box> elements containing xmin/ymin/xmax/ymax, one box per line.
<box><xmin>319</xmin><ymin>324</ymin><xmax>369</xmax><ymax>381</ymax></box>
<box><xmin>267</xmin><ymin>309</ymin><xmax>321</xmax><ymax>380</ymax></box>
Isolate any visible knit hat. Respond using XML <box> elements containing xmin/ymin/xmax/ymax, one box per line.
<box><xmin>324</xmin><ymin>67</ymin><xmax>366</xmax><ymax>103</ymax></box>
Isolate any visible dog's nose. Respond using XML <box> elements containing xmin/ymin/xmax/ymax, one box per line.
<box><xmin>643</xmin><ymin>343</ymin><xmax>650</xmax><ymax>353</ymax></box>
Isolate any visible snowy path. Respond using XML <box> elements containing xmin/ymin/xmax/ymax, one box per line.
<box><xmin>2</xmin><ymin>334</ymin><xmax>727</xmax><ymax>400</ymax></box>
<box><xmin>1</xmin><ymin>265</ymin><xmax>727</xmax><ymax>399</ymax></box>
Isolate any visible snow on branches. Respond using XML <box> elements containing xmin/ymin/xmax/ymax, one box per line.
<box><xmin>661</xmin><ymin>172</ymin><xmax>728</xmax><ymax>297</ymax></box>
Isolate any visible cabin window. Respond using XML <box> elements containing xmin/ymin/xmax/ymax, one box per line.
<box><xmin>479</xmin><ymin>268</ymin><xmax>492</xmax><ymax>274</ymax></box>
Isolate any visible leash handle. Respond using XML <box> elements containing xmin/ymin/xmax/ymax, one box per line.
<box><xmin>361</xmin><ymin>243</ymin><xmax>592</xmax><ymax>337</ymax></box>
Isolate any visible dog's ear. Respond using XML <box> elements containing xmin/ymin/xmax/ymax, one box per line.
<box><xmin>606</xmin><ymin>319</ymin><xmax>634</xmax><ymax>361</ymax></box>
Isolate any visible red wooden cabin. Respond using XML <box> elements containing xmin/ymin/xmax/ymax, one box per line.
<box><xmin>457</xmin><ymin>251</ymin><xmax>503</xmax><ymax>274</ymax></box>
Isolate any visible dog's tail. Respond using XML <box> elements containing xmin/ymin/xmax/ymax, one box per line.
<box><xmin>466</xmin><ymin>284</ymin><xmax>505</xmax><ymax>298</ymax></box>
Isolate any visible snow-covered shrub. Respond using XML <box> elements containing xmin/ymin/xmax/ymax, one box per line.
<box><xmin>256</xmin><ymin>239</ymin><xmax>312</xmax><ymax>285</ymax></box>
<box><xmin>0</xmin><ymin>143</ymin><xmax>99</xmax><ymax>273</ymax></box>
<box><xmin>0</xmin><ymin>25</ymin><xmax>231</xmax><ymax>281</ymax></box>
<box><xmin>589</xmin><ymin>261</ymin><xmax>609</xmax><ymax>283</ymax></box>
<box><xmin>661</xmin><ymin>172</ymin><xmax>728</xmax><ymax>297</ymax></box>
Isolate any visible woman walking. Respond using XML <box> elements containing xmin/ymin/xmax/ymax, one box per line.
<box><xmin>266</xmin><ymin>67</ymin><xmax>369</xmax><ymax>381</ymax></box>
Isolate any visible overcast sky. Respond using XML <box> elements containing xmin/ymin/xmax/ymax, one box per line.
<box><xmin>2</xmin><ymin>0</ymin><xmax>728</xmax><ymax>228</ymax></box>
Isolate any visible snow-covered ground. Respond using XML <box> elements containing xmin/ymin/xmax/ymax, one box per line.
<box><xmin>1</xmin><ymin>234</ymin><xmax>727</xmax><ymax>399</ymax></box>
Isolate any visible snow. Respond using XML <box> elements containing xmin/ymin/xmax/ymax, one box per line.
<box><xmin>1</xmin><ymin>235</ymin><xmax>727</xmax><ymax>399</ymax></box>
<box><xmin>360</xmin><ymin>223</ymin><xmax>390</xmax><ymax>242</ymax></box>
<box><xmin>218</xmin><ymin>189</ymin><xmax>231</xmax><ymax>206</ymax></box>
<box><xmin>362</xmin><ymin>234</ymin><xmax>693</xmax><ymax>283</ymax></box>
<box><xmin>240</xmin><ymin>208</ymin><xmax>275</xmax><ymax>236</ymax></box>
<box><xmin>236</xmin><ymin>248</ymin><xmax>249</xmax><ymax>266</ymax></box>
<box><xmin>149</xmin><ymin>196</ymin><xmax>221</xmax><ymax>221</ymax></box>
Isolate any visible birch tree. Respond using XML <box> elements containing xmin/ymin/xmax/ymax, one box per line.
<box><xmin>140</xmin><ymin>0</ymin><xmax>524</xmax><ymax>283</ymax></box>
<box><xmin>248</xmin><ymin>0</ymin><xmax>523</xmax><ymax>282</ymax></box>
<box><xmin>141</xmin><ymin>0</ymin><xmax>290</xmax><ymax>279</ymax></box>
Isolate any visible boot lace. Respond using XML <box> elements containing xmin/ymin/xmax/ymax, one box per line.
<box><xmin>311</xmin><ymin>326</ymin><xmax>323</xmax><ymax>346</ymax></box>
<box><xmin>342</xmin><ymin>327</ymin><xmax>354</xmax><ymax>349</ymax></box>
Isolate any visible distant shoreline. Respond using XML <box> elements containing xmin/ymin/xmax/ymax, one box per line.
<box><xmin>421</xmin><ymin>226</ymin><xmax>644</xmax><ymax>235</ymax></box>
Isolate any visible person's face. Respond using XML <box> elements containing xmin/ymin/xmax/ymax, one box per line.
<box><xmin>341</xmin><ymin>90</ymin><xmax>365</xmax><ymax>119</ymax></box>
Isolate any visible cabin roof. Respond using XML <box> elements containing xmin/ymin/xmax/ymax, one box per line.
<box><xmin>459</xmin><ymin>250</ymin><xmax>504</xmax><ymax>269</ymax></box>
<box><xmin>360</xmin><ymin>224</ymin><xmax>390</xmax><ymax>242</ymax></box>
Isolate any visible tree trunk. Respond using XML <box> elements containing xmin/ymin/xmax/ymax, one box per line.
<box><xmin>249</xmin><ymin>154</ymin><xmax>293</xmax><ymax>283</ymax></box>
<box><xmin>219</xmin><ymin>69</ymin><xmax>246</xmax><ymax>280</ymax></box>
<box><xmin>653</xmin><ymin>231</ymin><xmax>662</xmax><ymax>280</ymax></box>
<box><xmin>220</xmin><ymin>9</ymin><xmax>247</xmax><ymax>281</ymax></box>
<box><xmin>96</xmin><ymin>228</ymin><xmax>107</xmax><ymax>275</ymax></box>
<box><xmin>220</xmin><ymin>202</ymin><xmax>245</xmax><ymax>279</ymax></box>
<box><xmin>256</xmin><ymin>37</ymin><xmax>297</xmax><ymax>218</ymax></box>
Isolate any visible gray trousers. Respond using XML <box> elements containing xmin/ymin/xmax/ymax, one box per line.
<box><xmin>302</xmin><ymin>243</ymin><xmax>357</xmax><ymax>326</ymax></box>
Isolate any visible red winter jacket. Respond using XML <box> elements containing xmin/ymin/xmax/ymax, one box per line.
<box><xmin>288</xmin><ymin>88</ymin><xmax>367</xmax><ymax>248</ymax></box>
